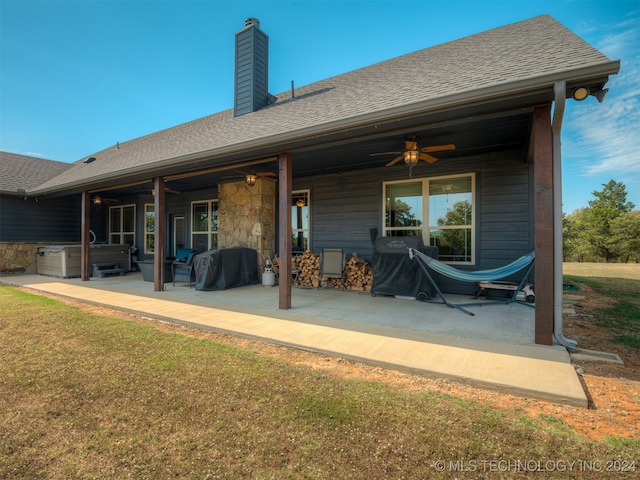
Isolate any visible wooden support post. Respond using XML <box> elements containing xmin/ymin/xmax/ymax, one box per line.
<box><xmin>533</xmin><ymin>104</ymin><xmax>554</xmax><ymax>345</ymax></box>
<box><xmin>278</xmin><ymin>152</ymin><xmax>292</xmax><ymax>309</ymax></box>
<box><xmin>81</xmin><ymin>191</ymin><xmax>91</xmax><ymax>281</ymax></box>
<box><xmin>153</xmin><ymin>176</ymin><xmax>166</xmax><ymax>292</ymax></box>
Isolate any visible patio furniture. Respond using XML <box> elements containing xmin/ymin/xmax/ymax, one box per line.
<box><xmin>136</xmin><ymin>260</ymin><xmax>173</xmax><ymax>283</ymax></box>
<box><xmin>409</xmin><ymin>248</ymin><xmax>535</xmax><ymax>316</ymax></box>
<box><xmin>318</xmin><ymin>248</ymin><xmax>346</xmax><ymax>290</ymax></box>
<box><xmin>269</xmin><ymin>254</ymin><xmax>300</xmax><ymax>285</ymax></box>
<box><xmin>171</xmin><ymin>248</ymin><xmax>198</xmax><ymax>287</ymax></box>
<box><xmin>193</xmin><ymin>247</ymin><xmax>259</xmax><ymax>291</ymax></box>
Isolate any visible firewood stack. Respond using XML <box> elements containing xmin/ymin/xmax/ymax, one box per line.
<box><xmin>288</xmin><ymin>251</ymin><xmax>373</xmax><ymax>291</ymax></box>
<box><xmin>343</xmin><ymin>252</ymin><xmax>373</xmax><ymax>292</ymax></box>
<box><xmin>292</xmin><ymin>250</ymin><xmax>320</xmax><ymax>287</ymax></box>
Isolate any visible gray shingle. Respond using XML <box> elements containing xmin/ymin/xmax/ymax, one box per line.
<box><xmin>0</xmin><ymin>152</ymin><xmax>73</xmax><ymax>193</ymax></box>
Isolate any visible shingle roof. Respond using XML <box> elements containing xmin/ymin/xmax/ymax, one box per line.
<box><xmin>0</xmin><ymin>151</ymin><xmax>73</xmax><ymax>194</ymax></box>
<box><xmin>30</xmin><ymin>15</ymin><xmax>619</xmax><ymax>194</ymax></box>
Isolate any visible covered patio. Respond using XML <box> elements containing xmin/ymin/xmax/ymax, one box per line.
<box><xmin>2</xmin><ymin>272</ymin><xmax>588</xmax><ymax>407</ymax></box>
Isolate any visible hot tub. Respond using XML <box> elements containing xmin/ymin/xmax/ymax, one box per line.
<box><xmin>37</xmin><ymin>244</ymin><xmax>131</xmax><ymax>278</ymax></box>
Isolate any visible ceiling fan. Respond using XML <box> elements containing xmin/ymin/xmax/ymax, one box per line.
<box><xmin>370</xmin><ymin>135</ymin><xmax>455</xmax><ymax>174</ymax></box>
<box><xmin>225</xmin><ymin>168</ymin><xmax>277</xmax><ymax>186</ymax></box>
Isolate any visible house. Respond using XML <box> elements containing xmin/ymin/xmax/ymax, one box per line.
<box><xmin>0</xmin><ymin>15</ymin><xmax>620</xmax><ymax>345</ymax></box>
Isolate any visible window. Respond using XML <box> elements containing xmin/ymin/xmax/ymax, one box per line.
<box><xmin>109</xmin><ymin>204</ymin><xmax>136</xmax><ymax>246</ymax></box>
<box><xmin>383</xmin><ymin>174</ymin><xmax>475</xmax><ymax>264</ymax></box>
<box><xmin>292</xmin><ymin>190</ymin><xmax>310</xmax><ymax>253</ymax></box>
<box><xmin>144</xmin><ymin>204</ymin><xmax>155</xmax><ymax>254</ymax></box>
<box><xmin>191</xmin><ymin>200</ymin><xmax>218</xmax><ymax>252</ymax></box>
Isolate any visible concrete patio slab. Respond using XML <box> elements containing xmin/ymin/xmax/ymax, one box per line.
<box><xmin>1</xmin><ymin>273</ymin><xmax>588</xmax><ymax>407</ymax></box>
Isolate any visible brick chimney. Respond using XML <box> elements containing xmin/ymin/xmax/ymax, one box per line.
<box><xmin>234</xmin><ymin>18</ymin><xmax>270</xmax><ymax>117</ymax></box>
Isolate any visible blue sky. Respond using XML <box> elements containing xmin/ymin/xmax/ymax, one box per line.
<box><xmin>1</xmin><ymin>0</ymin><xmax>638</xmax><ymax>213</ymax></box>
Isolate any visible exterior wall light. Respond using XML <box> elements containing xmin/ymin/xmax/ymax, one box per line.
<box><xmin>571</xmin><ymin>87</ymin><xmax>590</xmax><ymax>101</ymax></box>
<box><xmin>594</xmin><ymin>88</ymin><xmax>608</xmax><ymax>103</ymax></box>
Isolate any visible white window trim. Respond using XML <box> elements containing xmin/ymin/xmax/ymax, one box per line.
<box><xmin>190</xmin><ymin>199</ymin><xmax>218</xmax><ymax>251</ymax></box>
<box><xmin>382</xmin><ymin>173</ymin><xmax>475</xmax><ymax>264</ymax></box>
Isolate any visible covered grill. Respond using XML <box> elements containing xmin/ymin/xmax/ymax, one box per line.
<box><xmin>370</xmin><ymin>231</ymin><xmax>437</xmax><ymax>299</ymax></box>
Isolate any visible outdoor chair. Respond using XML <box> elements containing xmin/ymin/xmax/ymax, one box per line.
<box><xmin>171</xmin><ymin>248</ymin><xmax>198</xmax><ymax>287</ymax></box>
<box><xmin>270</xmin><ymin>254</ymin><xmax>300</xmax><ymax>285</ymax></box>
<box><xmin>318</xmin><ymin>248</ymin><xmax>346</xmax><ymax>290</ymax></box>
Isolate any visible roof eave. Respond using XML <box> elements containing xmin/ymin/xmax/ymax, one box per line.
<box><xmin>28</xmin><ymin>60</ymin><xmax>620</xmax><ymax>197</ymax></box>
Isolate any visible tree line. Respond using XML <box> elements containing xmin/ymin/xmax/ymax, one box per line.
<box><xmin>564</xmin><ymin>180</ymin><xmax>639</xmax><ymax>263</ymax></box>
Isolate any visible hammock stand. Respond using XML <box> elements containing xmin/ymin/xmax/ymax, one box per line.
<box><xmin>408</xmin><ymin>248</ymin><xmax>535</xmax><ymax>316</ymax></box>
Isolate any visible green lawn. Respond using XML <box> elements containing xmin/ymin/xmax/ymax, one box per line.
<box><xmin>564</xmin><ymin>262</ymin><xmax>640</xmax><ymax>350</ymax></box>
<box><xmin>1</xmin><ymin>285</ymin><xmax>638</xmax><ymax>479</ymax></box>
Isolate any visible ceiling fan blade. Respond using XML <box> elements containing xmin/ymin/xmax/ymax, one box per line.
<box><xmin>419</xmin><ymin>153</ymin><xmax>439</xmax><ymax>164</ymax></box>
<box><xmin>257</xmin><ymin>172</ymin><xmax>276</xmax><ymax>178</ymax></box>
<box><xmin>165</xmin><ymin>187</ymin><xmax>181</xmax><ymax>194</ymax></box>
<box><xmin>422</xmin><ymin>144</ymin><xmax>455</xmax><ymax>153</ymax></box>
<box><xmin>370</xmin><ymin>151</ymin><xmax>402</xmax><ymax>157</ymax></box>
<box><xmin>385</xmin><ymin>155</ymin><xmax>405</xmax><ymax>167</ymax></box>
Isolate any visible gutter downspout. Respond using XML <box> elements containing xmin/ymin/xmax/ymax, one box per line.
<box><xmin>551</xmin><ymin>81</ymin><xmax>578</xmax><ymax>348</ymax></box>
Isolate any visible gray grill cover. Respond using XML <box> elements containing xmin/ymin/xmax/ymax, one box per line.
<box><xmin>193</xmin><ymin>247</ymin><xmax>259</xmax><ymax>291</ymax></box>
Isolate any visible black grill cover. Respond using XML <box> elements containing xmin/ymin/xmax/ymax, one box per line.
<box><xmin>193</xmin><ymin>247</ymin><xmax>259</xmax><ymax>291</ymax></box>
<box><xmin>370</xmin><ymin>236</ymin><xmax>437</xmax><ymax>298</ymax></box>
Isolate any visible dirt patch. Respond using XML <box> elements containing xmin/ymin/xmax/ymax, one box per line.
<box><xmin>20</xmin><ymin>286</ymin><xmax>640</xmax><ymax>442</ymax></box>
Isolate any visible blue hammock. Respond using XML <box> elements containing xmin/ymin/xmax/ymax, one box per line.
<box><xmin>408</xmin><ymin>248</ymin><xmax>535</xmax><ymax>316</ymax></box>
<box><xmin>408</xmin><ymin>249</ymin><xmax>535</xmax><ymax>282</ymax></box>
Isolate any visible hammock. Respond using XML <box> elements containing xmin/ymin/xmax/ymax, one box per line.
<box><xmin>408</xmin><ymin>249</ymin><xmax>535</xmax><ymax>282</ymax></box>
<box><xmin>408</xmin><ymin>248</ymin><xmax>535</xmax><ymax>316</ymax></box>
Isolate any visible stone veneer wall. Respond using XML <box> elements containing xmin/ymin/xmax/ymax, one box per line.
<box><xmin>0</xmin><ymin>242</ymin><xmax>72</xmax><ymax>275</ymax></box>
<box><xmin>217</xmin><ymin>178</ymin><xmax>276</xmax><ymax>270</ymax></box>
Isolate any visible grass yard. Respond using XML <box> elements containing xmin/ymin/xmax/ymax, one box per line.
<box><xmin>1</xmin><ymin>285</ymin><xmax>639</xmax><ymax>479</ymax></box>
<box><xmin>564</xmin><ymin>262</ymin><xmax>640</xmax><ymax>350</ymax></box>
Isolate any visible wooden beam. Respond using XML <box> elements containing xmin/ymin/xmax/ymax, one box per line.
<box><xmin>165</xmin><ymin>156</ymin><xmax>279</xmax><ymax>181</ymax></box>
<box><xmin>81</xmin><ymin>191</ymin><xmax>91</xmax><ymax>281</ymax></box>
<box><xmin>532</xmin><ymin>104</ymin><xmax>554</xmax><ymax>345</ymax></box>
<box><xmin>278</xmin><ymin>152</ymin><xmax>292</xmax><ymax>309</ymax></box>
<box><xmin>153</xmin><ymin>177</ymin><xmax>166</xmax><ymax>292</ymax></box>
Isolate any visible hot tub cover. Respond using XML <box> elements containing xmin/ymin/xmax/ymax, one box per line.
<box><xmin>193</xmin><ymin>247</ymin><xmax>259</xmax><ymax>291</ymax></box>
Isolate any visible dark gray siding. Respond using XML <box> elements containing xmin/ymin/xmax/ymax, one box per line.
<box><xmin>0</xmin><ymin>194</ymin><xmax>80</xmax><ymax>242</ymax></box>
<box><xmin>297</xmin><ymin>170</ymin><xmax>381</xmax><ymax>261</ymax></box>
<box><xmin>293</xmin><ymin>151</ymin><xmax>534</xmax><ymax>294</ymax></box>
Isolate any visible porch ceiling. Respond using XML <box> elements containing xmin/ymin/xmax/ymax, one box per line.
<box><xmin>92</xmin><ymin>104</ymin><xmax>533</xmax><ymax>198</ymax></box>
